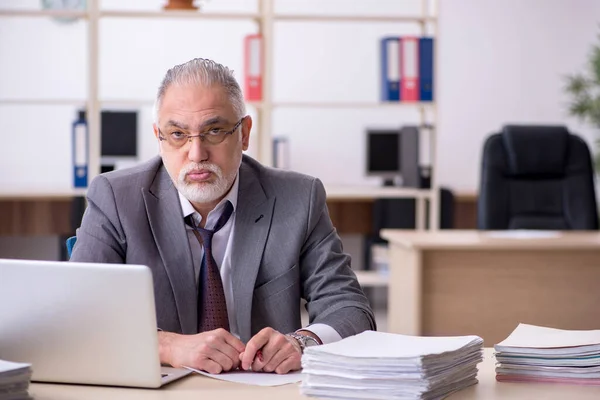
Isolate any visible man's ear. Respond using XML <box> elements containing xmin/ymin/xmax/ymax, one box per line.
<box><xmin>153</xmin><ymin>123</ymin><xmax>162</xmax><ymax>154</ymax></box>
<box><xmin>153</xmin><ymin>123</ymin><xmax>159</xmax><ymax>139</ymax></box>
<box><xmin>241</xmin><ymin>116</ymin><xmax>252</xmax><ymax>151</ymax></box>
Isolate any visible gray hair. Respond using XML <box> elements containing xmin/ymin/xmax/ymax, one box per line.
<box><xmin>153</xmin><ymin>58</ymin><xmax>246</xmax><ymax>124</ymax></box>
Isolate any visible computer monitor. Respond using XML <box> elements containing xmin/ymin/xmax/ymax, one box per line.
<box><xmin>78</xmin><ymin>109</ymin><xmax>138</xmax><ymax>171</ymax></box>
<box><xmin>101</xmin><ymin>110</ymin><xmax>138</xmax><ymax>158</ymax></box>
<box><xmin>366</xmin><ymin>129</ymin><xmax>401</xmax><ymax>184</ymax></box>
<box><xmin>366</xmin><ymin>127</ymin><xmax>420</xmax><ymax>187</ymax></box>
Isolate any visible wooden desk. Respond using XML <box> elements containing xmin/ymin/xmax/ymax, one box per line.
<box><xmin>380</xmin><ymin>230</ymin><xmax>600</xmax><ymax>345</ymax></box>
<box><xmin>325</xmin><ymin>186</ymin><xmax>430</xmax><ymax>234</ymax></box>
<box><xmin>0</xmin><ymin>186</ymin><xmax>429</xmax><ymax>236</ymax></box>
<box><xmin>29</xmin><ymin>349</ymin><xmax>600</xmax><ymax>399</ymax></box>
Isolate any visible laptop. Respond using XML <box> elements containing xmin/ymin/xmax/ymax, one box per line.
<box><xmin>0</xmin><ymin>258</ymin><xmax>192</xmax><ymax>388</ymax></box>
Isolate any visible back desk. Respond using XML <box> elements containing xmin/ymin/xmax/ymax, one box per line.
<box><xmin>0</xmin><ymin>186</ymin><xmax>433</xmax><ymax>236</ymax></box>
<box><xmin>380</xmin><ymin>230</ymin><xmax>600</xmax><ymax>345</ymax></box>
<box><xmin>29</xmin><ymin>349</ymin><xmax>600</xmax><ymax>399</ymax></box>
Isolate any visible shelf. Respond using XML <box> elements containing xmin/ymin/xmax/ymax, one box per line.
<box><xmin>354</xmin><ymin>271</ymin><xmax>389</xmax><ymax>287</ymax></box>
<box><xmin>100</xmin><ymin>10</ymin><xmax>260</xmax><ymax>21</ymax></box>
<box><xmin>0</xmin><ymin>9</ymin><xmax>87</xmax><ymax>18</ymax></box>
<box><xmin>0</xmin><ymin>188</ymin><xmax>87</xmax><ymax>200</ymax></box>
<box><xmin>0</xmin><ymin>99</ymin><xmax>87</xmax><ymax>106</ymax></box>
<box><xmin>273</xmin><ymin>101</ymin><xmax>434</xmax><ymax>109</ymax></box>
<box><xmin>325</xmin><ymin>186</ymin><xmax>433</xmax><ymax>201</ymax></box>
<box><xmin>0</xmin><ymin>9</ymin><xmax>435</xmax><ymax>24</ymax></box>
<box><xmin>98</xmin><ymin>100</ymin><xmax>264</xmax><ymax>109</ymax></box>
<box><xmin>274</xmin><ymin>14</ymin><xmax>436</xmax><ymax>24</ymax></box>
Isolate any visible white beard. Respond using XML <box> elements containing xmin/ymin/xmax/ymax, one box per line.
<box><xmin>176</xmin><ymin>162</ymin><xmax>236</xmax><ymax>204</ymax></box>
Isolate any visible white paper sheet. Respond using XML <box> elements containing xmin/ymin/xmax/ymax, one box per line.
<box><xmin>496</xmin><ymin>323</ymin><xmax>600</xmax><ymax>349</ymax></box>
<box><xmin>0</xmin><ymin>360</ymin><xmax>30</xmax><ymax>374</ymax></box>
<box><xmin>184</xmin><ymin>367</ymin><xmax>303</xmax><ymax>386</ymax></box>
<box><xmin>303</xmin><ymin>331</ymin><xmax>482</xmax><ymax>359</ymax></box>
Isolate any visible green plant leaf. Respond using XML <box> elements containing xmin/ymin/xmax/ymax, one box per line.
<box><xmin>569</xmin><ymin>95</ymin><xmax>593</xmax><ymax>119</ymax></box>
<box><xmin>593</xmin><ymin>44</ymin><xmax>600</xmax><ymax>84</ymax></box>
<box><xmin>565</xmin><ymin>74</ymin><xmax>589</xmax><ymax>96</ymax></box>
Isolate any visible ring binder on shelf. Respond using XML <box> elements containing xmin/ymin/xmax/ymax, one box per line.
<box><xmin>72</xmin><ymin>113</ymin><xmax>88</xmax><ymax>188</ymax></box>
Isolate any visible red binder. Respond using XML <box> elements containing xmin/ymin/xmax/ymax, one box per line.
<box><xmin>244</xmin><ymin>34</ymin><xmax>262</xmax><ymax>101</ymax></box>
<box><xmin>400</xmin><ymin>37</ymin><xmax>419</xmax><ymax>101</ymax></box>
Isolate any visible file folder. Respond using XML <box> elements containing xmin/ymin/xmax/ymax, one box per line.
<box><xmin>380</xmin><ymin>37</ymin><xmax>400</xmax><ymax>101</ymax></box>
<box><xmin>419</xmin><ymin>37</ymin><xmax>434</xmax><ymax>101</ymax></box>
<box><xmin>72</xmin><ymin>117</ymin><xmax>88</xmax><ymax>188</ymax></box>
<box><xmin>244</xmin><ymin>34</ymin><xmax>262</xmax><ymax>101</ymax></box>
<box><xmin>400</xmin><ymin>37</ymin><xmax>419</xmax><ymax>102</ymax></box>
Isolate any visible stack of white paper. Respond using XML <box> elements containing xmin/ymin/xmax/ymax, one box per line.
<box><xmin>495</xmin><ymin>323</ymin><xmax>600</xmax><ymax>385</ymax></box>
<box><xmin>301</xmin><ymin>331</ymin><xmax>483</xmax><ymax>400</ymax></box>
<box><xmin>0</xmin><ymin>360</ymin><xmax>32</xmax><ymax>400</ymax></box>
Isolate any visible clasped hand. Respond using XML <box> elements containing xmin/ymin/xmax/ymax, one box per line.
<box><xmin>160</xmin><ymin>327</ymin><xmax>302</xmax><ymax>374</ymax></box>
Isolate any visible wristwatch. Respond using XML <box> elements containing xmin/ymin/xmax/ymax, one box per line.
<box><xmin>286</xmin><ymin>333</ymin><xmax>320</xmax><ymax>353</ymax></box>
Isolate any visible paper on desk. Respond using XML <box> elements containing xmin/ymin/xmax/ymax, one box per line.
<box><xmin>184</xmin><ymin>367</ymin><xmax>303</xmax><ymax>386</ymax></box>
<box><xmin>483</xmin><ymin>230</ymin><xmax>561</xmax><ymax>239</ymax></box>
<box><xmin>496</xmin><ymin>324</ymin><xmax>600</xmax><ymax>350</ymax></box>
<box><xmin>0</xmin><ymin>360</ymin><xmax>31</xmax><ymax>374</ymax></box>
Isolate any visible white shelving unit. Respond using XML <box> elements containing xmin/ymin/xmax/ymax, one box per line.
<box><xmin>0</xmin><ymin>0</ymin><xmax>439</xmax><ymax>232</ymax></box>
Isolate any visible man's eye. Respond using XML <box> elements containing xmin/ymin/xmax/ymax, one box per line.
<box><xmin>208</xmin><ymin>128</ymin><xmax>225</xmax><ymax>136</ymax></box>
<box><xmin>170</xmin><ymin>131</ymin><xmax>186</xmax><ymax>140</ymax></box>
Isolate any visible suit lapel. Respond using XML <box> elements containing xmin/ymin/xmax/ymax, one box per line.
<box><xmin>142</xmin><ymin>166</ymin><xmax>197</xmax><ymax>334</ymax></box>
<box><xmin>231</xmin><ymin>161</ymin><xmax>275</xmax><ymax>343</ymax></box>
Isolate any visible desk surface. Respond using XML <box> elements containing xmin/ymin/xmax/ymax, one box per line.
<box><xmin>29</xmin><ymin>349</ymin><xmax>600</xmax><ymax>400</ymax></box>
<box><xmin>380</xmin><ymin>230</ymin><xmax>600</xmax><ymax>250</ymax></box>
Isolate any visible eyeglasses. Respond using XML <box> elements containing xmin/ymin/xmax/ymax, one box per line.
<box><xmin>158</xmin><ymin>117</ymin><xmax>245</xmax><ymax>149</ymax></box>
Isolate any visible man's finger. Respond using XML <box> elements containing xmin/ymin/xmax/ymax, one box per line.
<box><xmin>253</xmin><ymin>334</ymin><xmax>289</xmax><ymax>371</ymax></box>
<box><xmin>241</xmin><ymin>328</ymin><xmax>273</xmax><ymax>370</ymax></box>
<box><xmin>262</xmin><ymin>346</ymin><xmax>289</xmax><ymax>373</ymax></box>
<box><xmin>274</xmin><ymin>355</ymin><xmax>301</xmax><ymax>375</ymax></box>
<box><xmin>198</xmin><ymin>358</ymin><xmax>224</xmax><ymax>375</ymax></box>
<box><xmin>217</xmin><ymin>329</ymin><xmax>246</xmax><ymax>353</ymax></box>
<box><xmin>209</xmin><ymin>338</ymin><xmax>243</xmax><ymax>370</ymax></box>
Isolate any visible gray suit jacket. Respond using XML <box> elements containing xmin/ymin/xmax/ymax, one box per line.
<box><xmin>71</xmin><ymin>155</ymin><xmax>375</xmax><ymax>342</ymax></box>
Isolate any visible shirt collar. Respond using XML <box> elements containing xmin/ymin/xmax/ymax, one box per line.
<box><xmin>178</xmin><ymin>173</ymin><xmax>239</xmax><ymax>220</ymax></box>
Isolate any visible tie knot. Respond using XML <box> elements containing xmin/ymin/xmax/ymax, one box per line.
<box><xmin>187</xmin><ymin>201</ymin><xmax>234</xmax><ymax>242</ymax></box>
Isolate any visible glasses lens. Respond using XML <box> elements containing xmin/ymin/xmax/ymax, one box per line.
<box><xmin>164</xmin><ymin>132</ymin><xmax>188</xmax><ymax>149</ymax></box>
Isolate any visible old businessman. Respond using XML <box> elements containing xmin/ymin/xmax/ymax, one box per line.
<box><xmin>70</xmin><ymin>57</ymin><xmax>375</xmax><ymax>374</ymax></box>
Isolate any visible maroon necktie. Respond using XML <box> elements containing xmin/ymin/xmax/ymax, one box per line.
<box><xmin>187</xmin><ymin>201</ymin><xmax>234</xmax><ymax>333</ymax></box>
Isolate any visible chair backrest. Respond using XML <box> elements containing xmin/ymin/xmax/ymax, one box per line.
<box><xmin>477</xmin><ymin>125</ymin><xmax>598</xmax><ymax>230</ymax></box>
<box><xmin>66</xmin><ymin>236</ymin><xmax>77</xmax><ymax>259</ymax></box>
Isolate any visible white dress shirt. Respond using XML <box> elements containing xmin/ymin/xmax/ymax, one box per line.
<box><xmin>178</xmin><ymin>174</ymin><xmax>341</xmax><ymax>344</ymax></box>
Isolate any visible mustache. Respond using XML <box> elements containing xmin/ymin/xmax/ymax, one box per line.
<box><xmin>179</xmin><ymin>163</ymin><xmax>222</xmax><ymax>181</ymax></box>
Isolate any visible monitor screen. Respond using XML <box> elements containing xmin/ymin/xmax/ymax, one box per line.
<box><xmin>101</xmin><ymin>111</ymin><xmax>138</xmax><ymax>157</ymax></box>
<box><xmin>367</xmin><ymin>130</ymin><xmax>400</xmax><ymax>174</ymax></box>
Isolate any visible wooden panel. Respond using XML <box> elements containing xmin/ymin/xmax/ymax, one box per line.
<box><xmin>0</xmin><ymin>199</ymin><xmax>73</xmax><ymax>236</ymax></box>
<box><xmin>421</xmin><ymin>249</ymin><xmax>600</xmax><ymax>345</ymax></box>
<box><xmin>380</xmin><ymin>230</ymin><xmax>600</xmax><ymax>250</ymax></box>
<box><xmin>454</xmin><ymin>194</ymin><xmax>478</xmax><ymax>229</ymax></box>
<box><xmin>326</xmin><ymin>200</ymin><xmax>373</xmax><ymax>234</ymax></box>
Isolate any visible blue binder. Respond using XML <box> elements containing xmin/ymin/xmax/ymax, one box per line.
<box><xmin>380</xmin><ymin>37</ymin><xmax>400</xmax><ymax>101</ymax></box>
<box><xmin>72</xmin><ymin>115</ymin><xmax>88</xmax><ymax>188</ymax></box>
<box><xmin>419</xmin><ymin>37</ymin><xmax>434</xmax><ymax>101</ymax></box>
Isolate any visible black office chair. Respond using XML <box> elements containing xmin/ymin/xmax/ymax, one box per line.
<box><xmin>478</xmin><ymin>125</ymin><xmax>598</xmax><ymax>230</ymax></box>
<box><xmin>363</xmin><ymin>188</ymin><xmax>455</xmax><ymax>270</ymax></box>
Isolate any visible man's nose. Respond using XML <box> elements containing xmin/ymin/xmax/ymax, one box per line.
<box><xmin>187</xmin><ymin>136</ymin><xmax>209</xmax><ymax>163</ymax></box>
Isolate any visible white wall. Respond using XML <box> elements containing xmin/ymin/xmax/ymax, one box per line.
<box><xmin>437</xmin><ymin>0</ymin><xmax>600</xmax><ymax>192</ymax></box>
<box><xmin>0</xmin><ymin>0</ymin><xmax>599</xmax><ymax>193</ymax></box>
